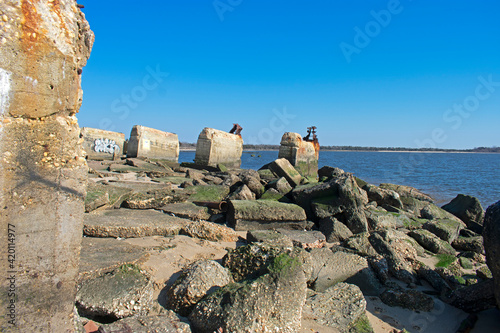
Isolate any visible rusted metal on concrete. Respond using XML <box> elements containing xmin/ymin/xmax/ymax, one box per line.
<box><xmin>278</xmin><ymin>129</ymin><xmax>320</xmax><ymax>178</ymax></box>
<box><xmin>229</xmin><ymin>123</ymin><xmax>243</xmax><ymax>136</ymax></box>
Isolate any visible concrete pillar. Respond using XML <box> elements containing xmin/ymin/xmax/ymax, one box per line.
<box><xmin>126</xmin><ymin>125</ymin><xmax>179</xmax><ymax>161</ymax></box>
<box><xmin>0</xmin><ymin>1</ymin><xmax>93</xmax><ymax>331</ymax></box>
<box><xmin>194</xmin><ymin>127</ymin><xmax>243</xmax><ymax>168</ymax></box>
<box><xmin>81</xmin><ymin>128</ymin><xmax>125</xmax><ymax>161</ymax></box>
<box><xmin>278</xmin><ymin>132</ymin><xmax>319</xmax><ymax>178</ymax></box>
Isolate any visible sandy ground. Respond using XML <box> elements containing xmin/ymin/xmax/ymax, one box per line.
<box><xmin>118</xmin><ymin>235</ymin><xmax>499</xmax><ymax>333</ymax></box>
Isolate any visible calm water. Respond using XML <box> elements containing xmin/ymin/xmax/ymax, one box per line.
<box><xmin>179</xmin><ymin>151</ymin><xmax>500</xmax><ymax>208</ymax></box>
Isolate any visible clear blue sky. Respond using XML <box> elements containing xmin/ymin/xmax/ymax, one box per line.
<box><xmin>78</xmin><ymin>0</ymin><xmax>500</xmax><ymax>149</ymax></box>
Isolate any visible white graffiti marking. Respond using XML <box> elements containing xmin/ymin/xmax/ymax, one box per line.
<box><xmin>0</xmin><ymin>68</ymin><xmax>12</xmax><ymax>116</ymax></box>
<box><xmin>94</xmin><ymin>138</ymin><xmax>120</xmax><ymax>154</ymax></box>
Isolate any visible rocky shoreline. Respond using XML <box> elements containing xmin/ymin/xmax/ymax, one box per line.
<box><xmin>77</xmin><ymin>157</ymin><xmax>500</xmax><ymax>333</ymax></box>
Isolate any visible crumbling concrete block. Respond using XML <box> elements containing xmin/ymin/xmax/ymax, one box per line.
<box><xmin>81</xmin><ymin>127</ymin><xmax>125</xmax><ymax>160</ymax></box>
<box><xmin>0</xmin><ymin>1</ymin><xmax>94</xmax><ymax>331</ymax></box>
<box><xmin>278</xmin><ymin>132</ymin><xmax>319</xmax><ymax>178</ymax></box>
<box><xmin>194</xmin><ymin>128</ymin><xmax>243</xmax><ymax>168</ymax></box>
<box><xmin>269</xmin><ymin>158</ymin><xmax>302</xmax><ymax>187</ymax></box>
<box><xmin>127</xmin><ymin>125</ymin><xmax>179</xmax><ymax>161</ymax></box>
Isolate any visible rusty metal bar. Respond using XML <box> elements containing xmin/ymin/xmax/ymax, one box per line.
<box><xmin>192</xmin><ymin>201</ymin><xmax>228</xmax><ymax>212</ymax></box>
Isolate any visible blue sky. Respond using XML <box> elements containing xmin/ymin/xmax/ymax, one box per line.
<box><xmin>78</xmin><ymin>1</ymin><xmax>500</xmax><ymax>149</ymax></box>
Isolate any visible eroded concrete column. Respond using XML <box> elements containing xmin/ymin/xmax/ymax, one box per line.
<box><xmin>194</xmin><ymin>127</ymin><xmax>243</xmax><ymax>168</ymax></box>
<box><xmin>0</xmin><ymin>1</ymin><xmax>93</xmax><ymax>331</ymax></box>
<box><xmin>126</xmin><ymin>125</ymin><xmax>179</xmax><ymax>161</ymax></box>
<box><xmin>81</xmin><ymin>127</ymin><xmax>125</xmax><ymax>161</ymax></box>
<box><xmin>278</xmin><ymin>132</ymin><xmax>319</xmax><ymax>178</ymax></box>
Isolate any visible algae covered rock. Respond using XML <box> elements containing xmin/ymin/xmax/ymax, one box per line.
<box><xmin>165</xmin><ymin>260</ymin><xmax>233</xmax><ymax>316</ymax></box>
<box><xmin>223</xmin><ymin>243</ymin><xmax>313</xmax><ymax>283</ymax></box>
<box><xmin>409</xmin><ymin>229</ymin><xmax>456</xmax><ymax>255</ymax></box>
<box><xmin>442</xmin><ymin>194</ymin><xmax>485</xmax><ymax>227</ymax></box>
<box><xmin>363</xmin><ymin>184</ymin><xmax>403</xmax><ymax>209</ymax></box>
<box><xmin>189</xmin><ymin>253</ymin><xmax>307</xmax><ymax>333</ymax></box>
<box><xmin>76</xmin><ymin>265</ymin><xmax>153</xmax><ymax>320</ymax></box>
<box><xmin>423</xmin><ymin>218</ymin><xmax>464</xmax><ymax>243</ymax></box>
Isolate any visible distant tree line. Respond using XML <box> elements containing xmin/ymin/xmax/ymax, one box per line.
<box><xmin>180</xmin><ymin>142</ymin><xmax>499</xmax><ymax>153</ymax></box>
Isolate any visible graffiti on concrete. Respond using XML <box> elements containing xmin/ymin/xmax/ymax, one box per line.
<box><xmin>94</xmin><ymin>138</ymin><xmax>120</xmax><ymax>154</ymax></box>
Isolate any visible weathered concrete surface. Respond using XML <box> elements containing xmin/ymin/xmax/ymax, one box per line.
<box><xmin>194</xmin><ymin>127</ymin><xmax>243</xmax><ymax>168</ymax></box>
<box><xmin>269</xmin><ymin>158</ymin><xmax>302</xmax><ymax>187</ymax></box>
<box><xmin>80</xmin><ymin>127</ymin><xmax>125</xmax><ymax>160</ymax></box>
<box><xmin>278</xmin><ymin>132</ymin><xmax>319</xmax><ymax>178</ymax></box>
<box><xmin>227</xmin><ymin>200</ymin><xmax>308</xmax><ymax>231</ymax></box>
<box><xmin>127</xmin><ymin>125</ymin><xmax>179</xmax><ymax>161</ymax></box>
<box><xmin>83</xmin><ymin>209</ymin><xmax>189</xmax><ymax>238</ymax></box>
<box><xmin>0</xmin><ymin>1</ymin><xmax>93</xmax><ymax>331</ymax></box>
<box><xmin>79</xmin><ymin>237</ymin><xmax>149</xmax><ymax>281</ymax></box>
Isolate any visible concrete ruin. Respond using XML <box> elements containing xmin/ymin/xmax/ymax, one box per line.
<box><xmin>0</xmin><ymin>1</ymin><xmax>93</xmax><ymax>331</ymax></box>
<box><xmin>194</xmin><ymin>127</ymin><xmax>243</xmax><ymax>168</ymax></box>
<box><xmin>126</xmin><ymin>125</ymin><xmax>179</xmax><ymax>161</ymax></box>
<box><xmin>278</xmin><ymin>131</ymin><xmax>319</xmax><ymax>178</ymax></box>
<box><xmin>81</xmin><ymin>127</ymin><xmax>125</xmax><ymax>160</ymax></box>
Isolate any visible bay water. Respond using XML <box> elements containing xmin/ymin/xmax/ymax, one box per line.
<box><xmin>179</xmin><ymin>151</ymin><xmax>499</xmax><ymax>209</ymax></box>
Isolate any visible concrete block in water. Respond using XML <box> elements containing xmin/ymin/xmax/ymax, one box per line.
<box><xmin>194</xmin><ymin>127</ymin><xmax>243</xmax><ymax>168</ymax></box>
<box><xmin>278</xmin><ymin>132</ymin><xmax>319</xmax><ymax>178</ymax></box>
<box><xmin>127</xmin><ymin>125</ymin><xmax>179</xmax><ymax>161</ymax></box>
<box><xmin>81</xmin><ymin>127</ymin><xmax>125</xmax><ymax>160</ymax></box>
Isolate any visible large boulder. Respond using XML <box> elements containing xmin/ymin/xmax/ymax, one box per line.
<box><xmin>226</xmin><ymin>200</ymin><xmax>308</xmax><ymax>231</ymax></box>
<box><xmin>364</xmin><ymin>206</ymin><xmax>404</xmax><ymax>230</ymax></box>
<box><xmin>380</xmin><ymin>288</ymin><xmax>434</xmax><ymax>312</ymax></box>
<box><xmin>363</xmin><ymin>184</ymin><xmax>403</xmax><ymax>209</ymax></box>
<box><xmin>409</xmin><ymin>230</ymin><xmax>456</xmax><ymax>255</ymax></box>
<box><xmin>227</xmin><ymin>184</ymin><xmax>256</xmax><ymax>200</ymax></box>
<box><xmin>222</xmin><ymin>243</ymin><xmax>313</xmax><ymax>283</ymax></box>
<box><xmin>369</xmin><ymin>233</ymin><xmax>416</xmax><ymax>284</ymax></box>
<box><xmin>442</xmin><ymin>194</ymin><xmax>485</xmax><ymax>227</ymax></box>
<box><xmin>189</xmin><ymin>254</ymin><xmax>307</xmax><ymax>333</ymax></box>
<box><xmin>482</xmin><ymin>201</ymin><xmax>500</xmax><ymax>307</ymax></box>
<box><xmin>452</xmin><ymin>236</ymin><xmax>484</xmax><ymax>254</ymax></box>
<box><xmin>379</xmin><ymin>183</ymin><xmax>433</xmax><ymax>202</ymax></box>
<box><xmin>309</xmin><ymin>248</ymin><xmax>382</xmax><ymax>295</ymax></box>
<box><xmin>319</xmin><ymin>217</ymin><xmax>353</xmax><ymax>243</ymax></box>
<box><xmin>302</xmin><ymin>283</ymin><xmax>367</xmax><ymax>333</ymax></box>
<box><xmin>293</xmin><ymin>174</ymin><xmax>369</xmax><ymax>233</ymax></box>
<box><xmin>423</xmin><ymin>218</ymin><xmax>464</xmax><ymax>243</ymax></box>
<box><xmin>165</xmin><ymin>260</ymin><xmax>232</xmax><ymax>316</ymax></box>
<box><xmin>76</xmin><ymin>265</ymin><xmax>153</xmax><ymax>320</ymax></box>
